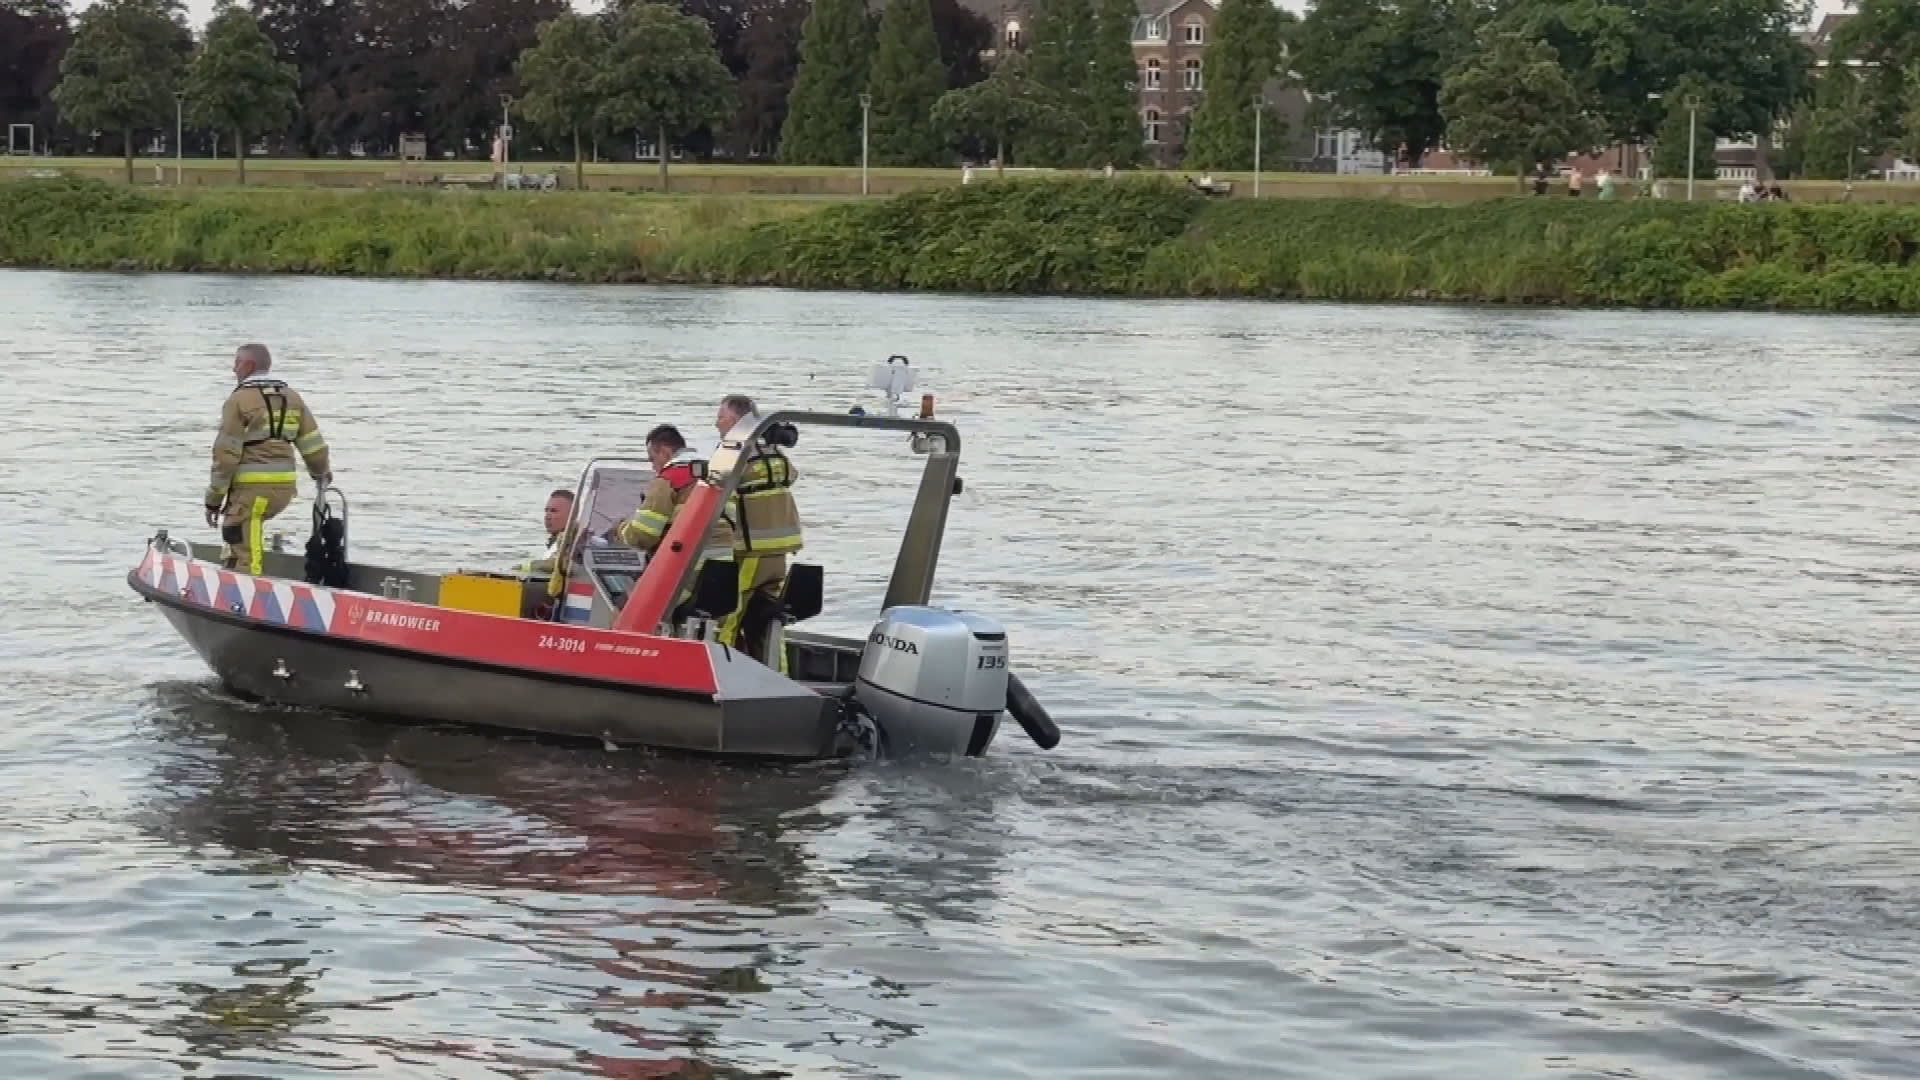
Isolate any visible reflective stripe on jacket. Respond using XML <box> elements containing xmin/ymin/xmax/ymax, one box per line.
<box><xmin>207</xmin><ymin>376</ymin><xmax>330</xmax><ymax>504</ymax></box>
<box><xmin>728</xmin><ymin>442</ymin><xmax>802</xmax><ymax>556</ymax></box>
<box><xmin>617</xmin><ymin>450</ymin><xmax>735</xmax><ymax>556</ymax></box>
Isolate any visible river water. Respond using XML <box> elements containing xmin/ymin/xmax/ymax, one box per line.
<box><xmin>0</xmin><ymin>268</ymin><xmax>1916</xmax><ymax>1079</ymax></box>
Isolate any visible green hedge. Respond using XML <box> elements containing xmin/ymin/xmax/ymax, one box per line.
<box><xmin>8</xmin><ymin>174</ymin><xmax>1920</xmax><ymax>312</ymax></box>
<box><xmin>0</xmin><ymin>176</ymin><xmax>813</xmax><ymax>281</ymax></box>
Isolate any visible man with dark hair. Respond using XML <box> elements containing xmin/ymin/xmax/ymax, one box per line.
<box><xmin>205</xmin><ymin>343</ymin><xmax>332</xmax><ymax>575</ymax></box>
<box><xmin>712</xmin><ymin>393</ymin><xmax>803</xmax><ymax>666</ymax></box>
<box><xmin>616</xmin><ymin>423</ymin><xmax>734</xmax><ymax>565</ymax></box>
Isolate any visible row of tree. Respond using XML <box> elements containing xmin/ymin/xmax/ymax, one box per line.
<box><xmin>6</xmin><ymin>0</ymin><xmax>1920</xmax><ymax>183</ymax></box>
<box><xmin>1298</xmin><ymin>0</ymin><xmax>1920</xmax><ymax>183</ymax></box>
<box><xmin>0</xmin><ymin>0</ymin><xmax>1004</xmax><ymax>174</ymax></box>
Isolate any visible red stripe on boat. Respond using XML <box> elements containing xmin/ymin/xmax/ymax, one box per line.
<box><xmin>331</xmin><ymin>595</ymin><xmax>718</xmax><ymax>696</ymax></box>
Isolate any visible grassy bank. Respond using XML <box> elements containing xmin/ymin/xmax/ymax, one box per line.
<box><xmin>683</xmin><ymin>178</ymin><xmax>1920</xmax><ymax>311</ymax></box>
<box><xmin>14</xmin><ymin>155</ymin><xmax>1920</xmax><ymax>203</ymax></box>
<box><xmin>6</xmin><ymin>175</ymin><xmax>1920</xmax><ymax>312</ymax></box>
<box><xmin>0</xmin><ymin>178</ymin><xmax>817</xmax><ymax>280</ymax></box>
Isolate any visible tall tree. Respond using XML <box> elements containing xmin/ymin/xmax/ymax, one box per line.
<box><xmin>1022</xmin><ymin>0</ymin><xmax>1095</xmax><ymax>165</ymax></box>
<box><xmin>184</xmin><ymin>5</ymin><xmax>298</xmax><ymax>182</ymax></box>
<box><xmin>779</xmin><ymin>0</ymin><xmax>873</xmax><ymax>164</ymax></box>
<box><xmin>1183</xmin><ymin>0</ymin><xmax>1287</xmax><ymax>170</ymax></box>
<box><xmin>1494</xmin><ymin>0</ymin><xmax>1811</xmax><ymax>150</ymax></box>
<box><xmin>1649</xmin><ymin>75</ymin><xmax>1719</xmax><ymax>181</ymax></box>
<box><xmin>343</xmin><ymin>0</ymin><xmax>451</xmax><ymax>155</ymax></box>
<box><xmin>931</xmin><ymin>48</ymin><xmax>1072</xmax><ymax>174</ymax></box>
<box><xmin>249</xmin><ymin>0</ymin><xmax>351</xmax><ymax>156</ymax></box>
<box><xmin>1080</xmin><ymin>0</ymin><xmax>1145</xmax><ymax>168</ymax></box>
<box><xmin>1899</xmin><ymin>63</ymin><xmax>1920</xmax><ymax>170</ymax></box>
<box><xmin>0</xmin><ymin>0</ymin><xmax>74</xmax><ymax>153</ymax></box>
<box><xmin>866</xmin><ymin>0</ymin><xmax>948</xmax><ymax>166</ymax></box>
<box><xmin>1437</xmin><ymin>30</ymin><xmax>1597</xmax><ymax>190</ymax></box>
<box><xmin>1830</xmin><ymin>0</ymin><xmax>1920</xmax><ymax>153</ymax></box>
<box><xmin>600</xmin><ymin>0</ymin><xmax>735</xmax><ymax>190</ymax></box>
<box><xmin>52</xmin><ymin>0</ymin><xmax>191</xmax><ymax>182</ymax></box>
<box><xmin>1291</xmin><ymin>0</ymin><xmax>1479</xmax><ymax>165</ymax></box>
<box><xmin>514</xmin><ymin>11</ymin><xmax>609</xmax><ymax>188</ymax></box>
<box><xmin>1785</xmin><ymin>66</ymin><xmax>1882</xmax><ymax>181</ymax></box>
<box><xmin>645</xmin><ymin>0</ymin><xmax>742</xmax><ymax>158</ymax></box>
<box><xmin>929</xmin><ymin>0</ymin><xmax>993</xmax><ymax>90</ymax></box>
<box><xmin>733</xmin><ymin>0</ymin><xmax>808</xmax><ymax>158</ymax></box>
<box><xmin>429</xmin><ymin>0</ymin><xmax>568</xmax><ymax>158</ymax></box>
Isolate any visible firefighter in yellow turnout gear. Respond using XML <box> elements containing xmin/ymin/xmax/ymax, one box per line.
<box><xmin>204</xmin><ymin>344</ymin><xmax>332</xmax><ymax>575</ymax></box>
<box><xmin>617</xmin><ymin>425</ymin><xmax>735</xmax><ymax>557</ymax></box>
<box><xmin>713</xmin><ymin>394</ymin><xmax>804</xmax><ymax>668</ymax></box>
<box><xmin>615</xmin><ymin>424</ymin><xmax>735</xmax><ymax>616</ymax></box>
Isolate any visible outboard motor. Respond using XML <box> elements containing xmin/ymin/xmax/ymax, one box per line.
<box><xmin>854</xmin><ymin>606</ymin><xmax>1008</xmax><ymax>756</ymax></box>
<box><xmin>852</xmin><ymin>605</ymin><xmax>1061</xmax><ymax>756</ymax></box>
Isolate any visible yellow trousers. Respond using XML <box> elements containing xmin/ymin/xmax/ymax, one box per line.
<box><xmin>218</xmin><ymin>483</ymin><xmax>295</xmax><ymax>575</ymax></box>
<box><xmin>718</xmin><ymin>553</ymin><xmax>788</xmax><ymax>670</ymax></box>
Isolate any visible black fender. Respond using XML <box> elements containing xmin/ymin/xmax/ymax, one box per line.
<box><xmin>1006</xmin><ymin>672</ymin><xmax>1060</xmax><ymax>750</ymax></box>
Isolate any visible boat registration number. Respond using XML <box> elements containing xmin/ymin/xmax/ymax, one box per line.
<box><xmin>538</xmin><ymin>634</ymin><xmax>587</xmax><ymax>654</ymax></box>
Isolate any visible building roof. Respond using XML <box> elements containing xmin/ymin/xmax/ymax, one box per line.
<box><xmin>951</xmin><ymin>0</ymin><xmax>1217</xmax><ymax>28</ymax></box>
<box><xmin>1132</xmin><ymin>0</ymin><xmax>1219</xmax><ymax>42</ymax></box>
<box><xmin>1796</xmin><ymin>11</ymin><xmax>1853</xmax><ymax>61</ymax></box>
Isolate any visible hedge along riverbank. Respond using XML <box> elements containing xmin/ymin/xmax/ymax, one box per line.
<box><xmin>685</xmin><ymin>179</ymin><xmax>1920</xmax><ymax>312</ymax></box>
<box><xmin>0</xmin><ymin>177</ymin><xmax>819</xmax><ymax>281</ymax></box>
<box><xmin>8</xmin><ymin>175</ymin><xmax>1920</xmax><ymax>313</ymax></box>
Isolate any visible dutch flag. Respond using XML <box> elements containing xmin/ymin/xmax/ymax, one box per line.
<box><xmin>562</xmin><ymin>581</ymin><xmax>595</xmax><ymax>625</ymax></box>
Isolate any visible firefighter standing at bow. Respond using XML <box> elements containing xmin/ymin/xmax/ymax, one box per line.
<box><xmin>713</xmin><ymin>393</ymin><xmax>803</xmax><ymax>665</ymax></box>
<box><xmin>204</xmin><ymin>343</ymin><xmax>332</xmax><ymax>575</ymax></box>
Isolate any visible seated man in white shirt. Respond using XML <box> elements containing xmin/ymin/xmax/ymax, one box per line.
<box><xmin>517</xmin><ymin>488</ymin><xmax>575</xmax><ymax>576</ymax></box>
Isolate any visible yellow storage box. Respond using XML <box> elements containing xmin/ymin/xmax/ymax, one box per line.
<box><xmin>438</xmin><ymin>571</ymin><xmax>526</xmax><ymax>617</ymax></box>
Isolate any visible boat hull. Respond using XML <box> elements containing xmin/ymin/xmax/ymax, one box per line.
<box><xmin>130</xmin><ymin>543</ymin><xmax>845</xmax><ymax>759</ymax></box>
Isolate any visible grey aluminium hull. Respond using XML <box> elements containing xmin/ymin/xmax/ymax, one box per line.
<box><xmin>134</xmin><ymin>575</ymin><xmax>845</xmax><ymax>760</ymax></box>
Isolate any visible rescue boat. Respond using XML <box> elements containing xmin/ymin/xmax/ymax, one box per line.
<box><xmin>128</xmin><ymin>401</ymin><xmax>1061</xmax><ymax>761</ymax></box>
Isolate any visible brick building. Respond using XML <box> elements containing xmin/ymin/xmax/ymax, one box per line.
<box><xmin>1130</xmin><ymin>0</ymin><xmax>1217</xmax><ymax>164</ymax></box>
<box><xmin>961</xmin><ymin>0</ymin><xmax>1353</xmax><ymax>169</ymax></box>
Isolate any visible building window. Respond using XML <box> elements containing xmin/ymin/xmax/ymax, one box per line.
<box><xmin>1005</xmin><ymin>19</ymin><xmax>1021</xmax><ymax>48</ymax></box>
<box><xmin>1183</xmin><ymin>17</ymin><xmax>1205</xmax><ymax>44</ymax></box>
<box><xmin>1183</xmin><ymin>57</ymin><xmax>1202</xmax><ymax>90</ymax></box>
<box><xmin>1148</xmin><ymin>16</ymin><xmax>1166</xmax><ymax>40</ymax></box>
<box><xmin>1315</xmin><ymin>129</ymin><xmax>1340</xmax><ymax>159</ymax></box>
<box><xmin>1143</xmin><ymin>58</ymin><xmax>1162</xmax><ymax>89</ymax></box>
<box><xmin>1144</xmin><ymin>108</ymin><xmax>1162</xmax><ymax>144</ymax></box>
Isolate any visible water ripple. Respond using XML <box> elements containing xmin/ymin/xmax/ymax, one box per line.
<box><xmin>0</xmin><ymin>271</ymin><xmax>1916</xmax><ymax>1078</ymax></box>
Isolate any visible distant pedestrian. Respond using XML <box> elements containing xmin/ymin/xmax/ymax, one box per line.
<box><xmin>1568</xmin><ymin>168</ymin><xmax>1584</xmax><ymax>197</ymax></box>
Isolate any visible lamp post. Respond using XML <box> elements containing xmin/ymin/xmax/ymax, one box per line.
<box><xmin>173</xmin><ymin>90</ymin><xmax>183</xmax><ymax>186</ymax></box>
<box><xmin>1646</xmin><ymin>90</ymin><xmax>1700</xmax><ymax>200</ymax></box>
<box><xmin>1252</xmin><ymin>94</ymin><xmax>1263</xmax><ymax>199</ymax></box>
<box><xmin>860</xmin><ymin>92</ymin><xmax>872</xmax><ymax>196</ymax></box>
<box><xmin>499</xmin><ymin>94</ymin><xmax>513</xmax><ymax>175</ymax></box>
<box><xmin>1685</xmin><ymin>98</ymin><xmax>1698</xmax><ymax>202</ymax></box>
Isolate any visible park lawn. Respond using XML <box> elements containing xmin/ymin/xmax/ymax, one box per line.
<box><xmin>0</xmin><ymin>155</ymin><xmax>969</xmax><ymax>179</ymax></box>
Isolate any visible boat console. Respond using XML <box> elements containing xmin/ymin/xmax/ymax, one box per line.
<box><xmin>581</xmin><ymin>545</ymin><xmax>648</xmax><ymax>611</ymax></box>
